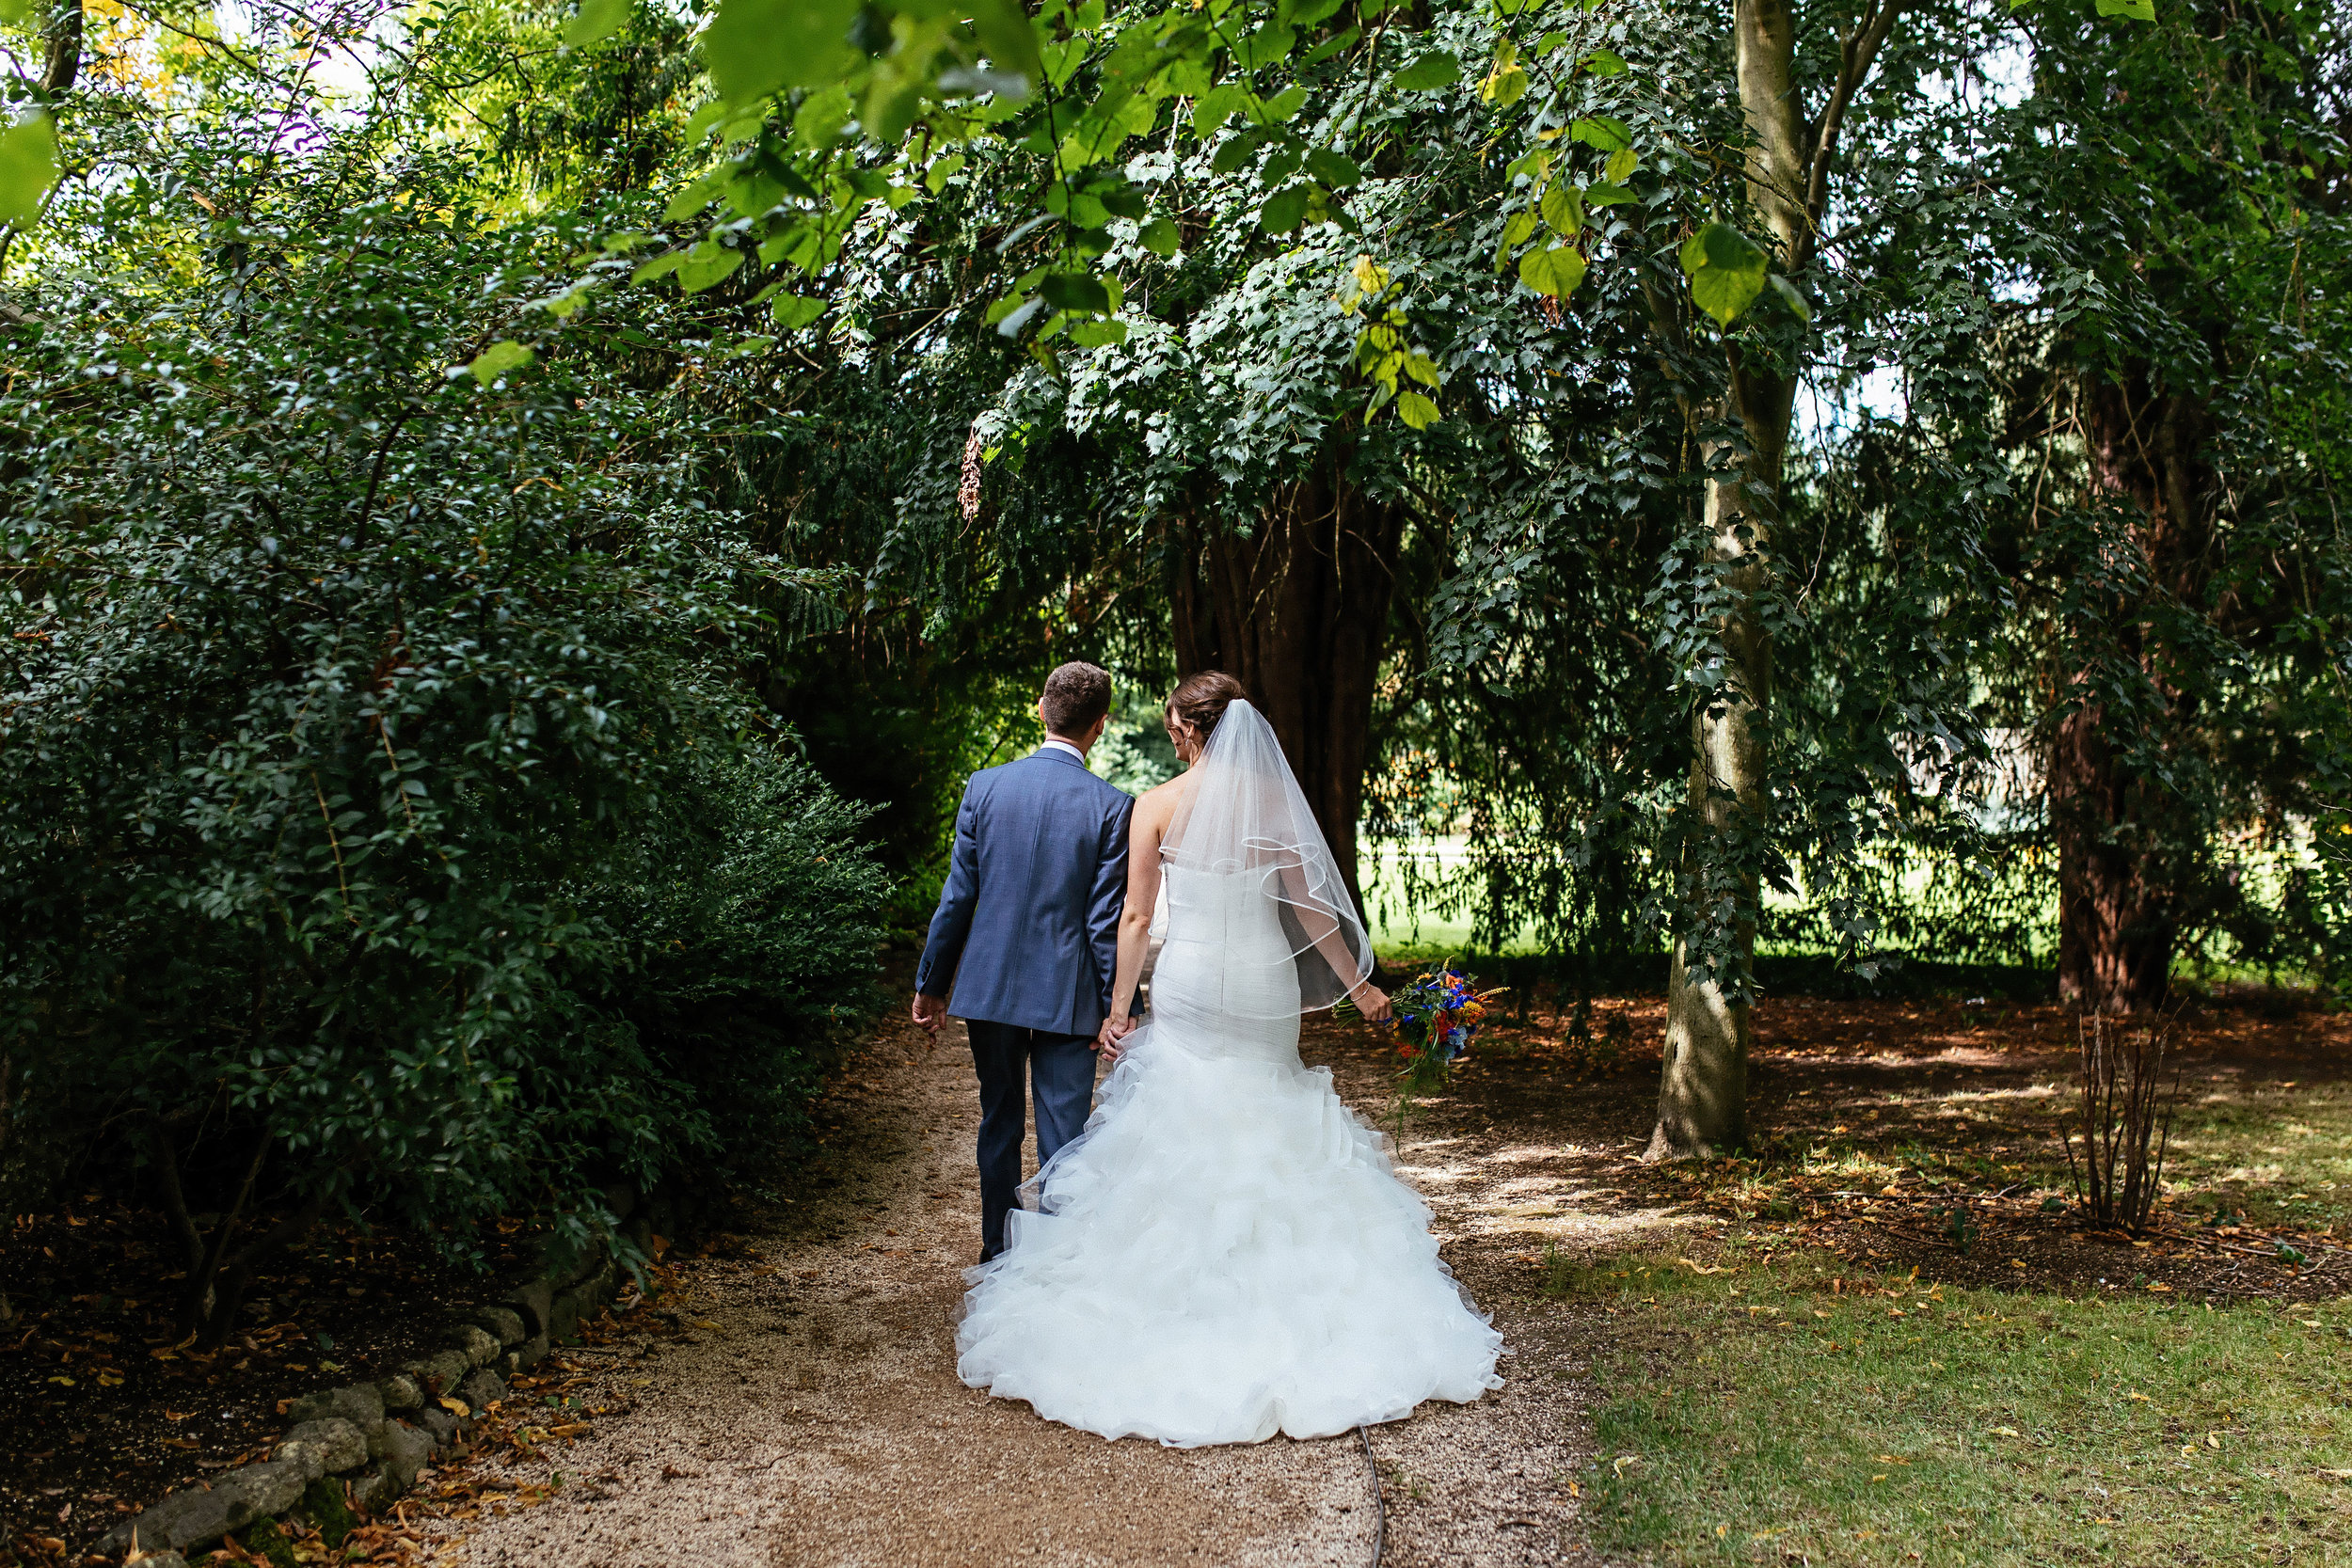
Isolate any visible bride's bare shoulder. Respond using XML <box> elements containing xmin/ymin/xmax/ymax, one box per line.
<box><xmin>1136</xmin><ymin>774</ymin><xmax>1191</xmax><ymax>819</ymax></box>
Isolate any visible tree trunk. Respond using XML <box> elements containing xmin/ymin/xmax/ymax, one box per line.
<box><xmin>2050</xmin><ymin>370</ymin><xmax>2215</xmax><ymax>1012</ymax></box>
<box><xmin>1645</xmin><ymin>0</ymin><xmax>1814</xmax><ymax>1160</ymax></box>
<box><xmin>1648</xmin><ymin>401</ymin><xmax>1780</xmax><ymax>1159</ymax></box>
<box><xmin>2050</xmin><ymin>700</ymin><xmax>2179</xmax><ymax>1011</ymax></box>
<box><xmin>1168</xmin><ymin>460</ymin><xmax>1404</xmax><ymax>919</ymax></box>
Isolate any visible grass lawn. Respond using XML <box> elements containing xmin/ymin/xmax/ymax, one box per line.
<box><xmin>1547</xmin><ymin>1246</ymin><xmax>2352</xmax><ymax>1566</ymax></box>
<box><xmin>2163</xmin><ymin>1075</ymin><xmax>2352</xmax><ymax>1234</ymax></box>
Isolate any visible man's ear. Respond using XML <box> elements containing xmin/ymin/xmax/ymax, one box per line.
<box><xmin>1086</xmin><ymin>712</ymin><xmax>1110</xmax><ymax>747</ymax></box>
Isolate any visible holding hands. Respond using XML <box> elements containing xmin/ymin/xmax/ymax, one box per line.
<box><xmin>1095</xmin><ymin>1011</ymin><xmax>1137</xmax><ymax>1063</ymax></box>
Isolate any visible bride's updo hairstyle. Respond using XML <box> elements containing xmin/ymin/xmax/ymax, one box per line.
<box><xmin>1166</xmin><ymin>671</ymin><xmax>1248</xmax><ymax>738</ymax></box>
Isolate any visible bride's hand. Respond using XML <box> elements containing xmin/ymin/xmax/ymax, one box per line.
<box><xmin>1350</xmin><ymin>982</ymin><xmax>1392</xmax><ymax>1024</ymax></box>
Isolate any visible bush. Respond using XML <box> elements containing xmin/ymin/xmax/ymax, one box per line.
<box><xmin>0</xmin><ymin>157</ymin><xmax>883</xmax><ymax>1342</ymax></box>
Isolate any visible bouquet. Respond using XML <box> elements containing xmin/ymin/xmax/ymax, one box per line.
<box><xmin>1340</xmin><ymin>962</ymin><xmax>1504</xmax><ymax>1127</ymax></box>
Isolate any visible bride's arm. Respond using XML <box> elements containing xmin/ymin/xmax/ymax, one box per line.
<box><xmin>1277</xmin><ymin>861</ymin><xmax>1392</xmax><ymax>1022</ymax></box>
<box><xmin>1098</xmin><ymin>793</ymin><xmax>1168</xmax><ymax>1055</ymax></box>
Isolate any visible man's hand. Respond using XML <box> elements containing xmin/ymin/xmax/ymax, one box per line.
<box><xmin>911</xmin><ymin>992</ymin><xmax>949</xmax><ymax>1038</ymax></box>
<box><xmin>1095</xmin><ymin>1011</ymin><xmax>1136</xmax><ymax>1062</ymax></box>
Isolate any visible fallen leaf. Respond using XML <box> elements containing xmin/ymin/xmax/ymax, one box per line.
<box><xmin>438</xmin><ymin>1396</ymin><xmax>471</xmax><ymax>1417</ymax></box>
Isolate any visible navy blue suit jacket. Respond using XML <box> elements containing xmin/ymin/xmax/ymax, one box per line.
<box><xmin>915</xmin><ymin>747</ymin><xmax>1135</xmax><ymax>1036</ymax></box>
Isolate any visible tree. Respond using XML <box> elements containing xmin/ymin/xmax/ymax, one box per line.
<box><xmin>1985</xmin><ymin>1</ymin><xmax>2352</xmax><ymax>1010</ymax></box>
<box><xmin>0</xmin><ymin>40</ymin><xmax>886</xmax><ymax>1337</ymax></box>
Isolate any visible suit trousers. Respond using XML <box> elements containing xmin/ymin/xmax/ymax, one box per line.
<box><xmin>966</xmin><ymin>1020</ymin><xmax>1099</xmax><ymax>1260</ymax></box>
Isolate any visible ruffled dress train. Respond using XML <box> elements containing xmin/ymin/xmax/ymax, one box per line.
<box><xmin>954</xmin><ymin>864</ymin><xmax>1504</xmax><ymax>1447</ymax></box>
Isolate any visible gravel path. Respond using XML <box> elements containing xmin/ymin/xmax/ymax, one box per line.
<box><xmin>428</xmin><ymin>1009</ymin><xmax>1621</xmax><ymax>1568</ymax></box>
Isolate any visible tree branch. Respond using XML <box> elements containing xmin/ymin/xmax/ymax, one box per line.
<box><xmin>1800</xmin><ymin>0</ymin><xmax>1906</xmax><ymax>270</ymax></box>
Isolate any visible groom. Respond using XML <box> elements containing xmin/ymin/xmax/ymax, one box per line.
<box><xmin>912</xmin><ymin>662</ymin><xmax>1135</xmax><ymax>1263</ymax></box>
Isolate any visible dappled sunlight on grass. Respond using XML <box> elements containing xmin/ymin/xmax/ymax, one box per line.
<box><xmin>1546</xmin><ymin>1247</ymin><xmax>2352</xmax><ymax>1566</ymax></box>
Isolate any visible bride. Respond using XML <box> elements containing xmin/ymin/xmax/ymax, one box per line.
<box><xmin>954</xmin><ymin>671</ymin><xmax>1504</xmax><ymax>1447</ymax></box>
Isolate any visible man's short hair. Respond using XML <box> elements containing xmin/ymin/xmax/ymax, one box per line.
<box><xmin>1041</xmin><ymin>661</ymin><xmax>1113</xmax><ymax>736</ymax></box>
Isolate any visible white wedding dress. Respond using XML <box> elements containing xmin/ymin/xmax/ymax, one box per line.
<box><xmin>954</xmin><ymin>702</ymin><xmax>1503</xmax><ymax>1448</ymax></box>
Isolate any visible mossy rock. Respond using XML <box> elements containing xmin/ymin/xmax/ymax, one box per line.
<box><xmin>300</xmin><ymin>1474</ymin><xmax>358</xmax><ymax>1549</ymax></box>
<box><xmin>235</xmin><ymin>1514</ymin><xmax>301</xmax><ymax>1568</ymax></box>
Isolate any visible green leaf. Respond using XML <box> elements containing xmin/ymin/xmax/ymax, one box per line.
<box><xmin>535</xmin><ymin>286</ymin><xmax>593</xmax><ymax>319</ymax></box>
<box><xmin>758</xmin><ymin>222</ymin><xmax>819</xmax><ymax>271</ymax></box>
<box><xmin>676</xmin><ymin>240</ymin><xmax>745</xmax><ymax>293</ymax></box>
<box><xmin>1678</xmin><ymin>220</ymin><xmax>1768</xmax><ymax>326</ymax></box>
<box><xmin>1604</xmin><ymin>146</ymin><xmax>1639</xmax><ymax>184</ymax></box>
<box><xmin>1539</xmin><ymin>182</ymin><xmax>1582</xmax><ymax>237</ymax></box>
<box><xmin>1069</xmin><ymin>317</ymin><xmax>1129</xmax><ymax>347</ymax></box>
<box><xmin>1210</xmin><ymin>130</ymin><xmax>1268</xmax><ymax>175</ymax></box>
<box><xmin>970</xmin><ymin>0</ymin><xmax>1046</xmax><ymax>93</ymax></box>
<box><xmin>1502</xmin><ymin>210</ymin><xmax>1539</xmax><ymax>246</ymax></box>
<box><xmin>630</xmin><ymin>250</ymin><xmax>684</xmax><ymax>284</ymax></box>
<box><xmin>1393</xmin><ymin>51</ymin><xmax>1462</xmax><ymax>91</ymax></box>
<box><xmin>2094</xmin><ymin>0</ymin><xmax>2154</xmax><ymax>17</ymax></box>
<box><xmin>1570</xmin><ymin>115</ymin><xmax>1632</xmax><ymax>151</ymax></box>
<box><xmin>1482</xmin><ymin>65</ymin><xmax>1529</xmax><ymax>106</ymax></box>
<box><xmin>1396</xmin><ymin>390</ymin><xmax>1440</xmax><ymax>429</ymax></box>
<box><xmin>1767</xmin><ymin>272</ymin><xmax>1814</xmax><ymax>323</ymax></box>
<box><xmin>1261</xmin><ymin>183</ymin><xmax>1311</xmax><ymax>234</ymax></box>
<box><xmin>1583</xmin><ymin>48</ymin><xmax>1627</xmax><ymax>75</ymax></box>
<box><xmin>1192</xmin><ymin>84</ymin><xmax>1248</xmax><ymax>135</ymax></box>
<box><xmin>1167</xmin><ymin>59</ymin><xmax>1214</xmax><ymax>97</ymax></box>
<box><xmin>771</xmin><ymin>293</ymin><xmax>827</xmax><ymax>329</ymax></box>
<box><xmin>1517</xmin><ymin>245</ymin><xmax>1586</xmax><ymax>299</ymax></box>
<box><xmin>1138</xmin><ymin>216</ymin><xmax>1181</xmax><ymax>257</ymax></box>
<box><xmin>1583</xmin><ymin>182</ymin><xmax>1638</xmax><ymax>207</ymax></box>
<box><xmin>1039</xmin><ymin>272</ymin><xmax>1113</xmax><ymax>314</ymax></box>
<box><xmin>925</xmin><ymin>152</ymin><xmax>966</xmax><ymax>194</ymax></box>
<box><xmin>1305</xmin><ymin>149</ymin><xmax>1362</xmax><ymax>189</ymax></box>
<box><xmin>0</xmin><ymin>0</ymin><xmax>32</xmax><ymax>23</ymax></box>
<box><xmin>1261</xmin><ymin>85</ymin><xmax>1309</xmax><ymax>122</ymax></box>
<box><xmin>1234</xmin><ymin>20</ymin><xmax>1297</xmax><ymax>69</ymax></box>
<box><xmin>0</xmin><ymin>114</ymin><xmax>58</xmax><ymax>229</ymax></box>
<box><xmin>466</xmin><ymin>341</ymin><xmax>533</xmax><ymax>386</ymax></box>
<box><xmin>1300</xmin><ymin>24</ymin><xmax>1359</xmax><ymax>65</ymax></box>
<box><xmin>563</xmin><ymin>0</ymin><xmax>630</xmax><ymax>47</ymax></box>
<box><xmin>701</xmin><ymin>0</ymin><xmax>860</xmax><ymax>110</ymax></box>
<box><xmin>663</xmin><ymin>168</ymin><xmax>725</xmax><ymax>221</ymax></box>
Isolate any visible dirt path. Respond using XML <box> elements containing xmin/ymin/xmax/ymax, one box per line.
<box><xmin>427</xmin><ymin>1008</ymin><xmax>1615</xmax><ymax>1568</ymax></box>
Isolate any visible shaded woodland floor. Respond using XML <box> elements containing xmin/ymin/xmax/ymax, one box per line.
<box><xmin>3</xmin><ymin>985</ymin><xmax>2344</xmax><ymax>1566</ymax></box>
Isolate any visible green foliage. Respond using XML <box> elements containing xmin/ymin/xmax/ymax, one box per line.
<box><xmin>0</xmin><ymin>123</ymin><xmax>884</xmax><ymax>1323</ymax></box>
<box><xmin>1677</xmin><ymin>220</ymin><xmax>1766</xmax><ymax>327</ymax></box>
<box><xmin>0</xmin><ymin>113</ymin><xmax>56</xmax><ymax>226</ymax></box>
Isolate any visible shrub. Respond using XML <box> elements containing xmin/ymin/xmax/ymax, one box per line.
<box><xmin>0</xmin><ymin>158</ymin><xmax>882</xmax><ymax>1343</ymax></box>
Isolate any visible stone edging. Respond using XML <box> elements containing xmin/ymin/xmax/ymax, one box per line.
<box><xmin>90</xmin><ymin>1243</ymin><xmax>634</xmax><ymax>1565</ymax></box>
